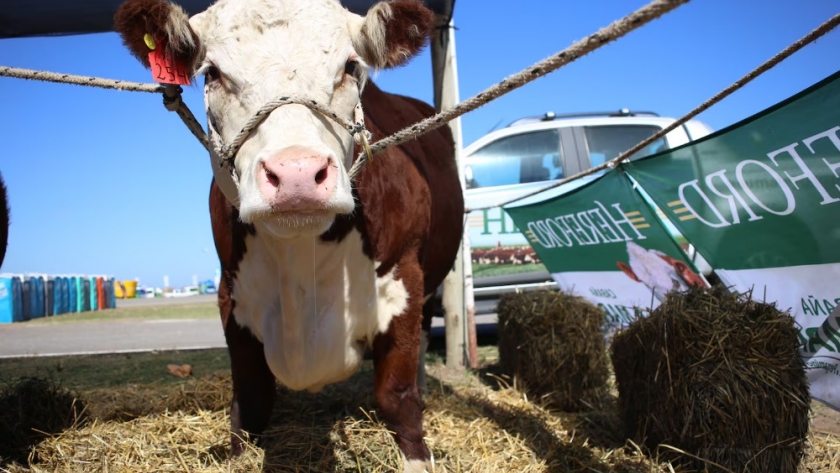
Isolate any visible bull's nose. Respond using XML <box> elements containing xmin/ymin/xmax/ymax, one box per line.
<box><xmin>258</xmin><ymin>147</ymin><xmax>336</xmax><ymax>211</ymax></box>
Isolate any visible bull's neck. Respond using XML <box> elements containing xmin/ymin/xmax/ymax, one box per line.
<box><xmin>256</xmin><ymin>231</ymin><xmax>346</xmax><ymax>287</ymax></box>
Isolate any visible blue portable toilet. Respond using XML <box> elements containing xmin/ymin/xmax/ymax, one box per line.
<box><xmin>61</xmin><ymin>277</ymin><xmax>70</xmax><ymax>314</ymax></box>
<box><xmin>0</xmin><ymin>277</ymin><xmax>14</xmax><ymax>323</ymax></box>
<box><xmin>0</xmin><ymin>276</ymin><xmax>25</xmax><ymax>323</ymax></box>
<box><xmin>28</xmin><ymin>277</ymin><xmax>44</xmax><ymax>319</ymax></box>
<box><xmin>12</xmin><ymin>277</ymin><xmax>23</xmax><ymax>322</ymax></box>
<box><xmin>53</xmin><ymin>277</ymin><xmax>63</xmax><ymax>315</ymax></box>
<box><xmin>68</xmin><ymin>277</ymin><xmax>77</xmax><ymax>313</ymax></box>
<box><xmin>35</xmin><ymin>276</ymin><xmax>47</xmax><ymax>317</ymax></box>
<box><xmin>37</xmin><ymin>277</ymin><xmax>46</xmax><ymax>318</ymax></box>
<box><xmin>108</xmin><ymin>278</ymin><xmax>116</xmax><ymax>309</ymax></box>
<box><xmin>54</xmin><ymin>277</ymin><xmax>67</xmax><ymax>315</ymax></box>
<box><xmin>32</xmin><ymin>278</ymin><xmax>39</xmax><ymax>318</ymax></box>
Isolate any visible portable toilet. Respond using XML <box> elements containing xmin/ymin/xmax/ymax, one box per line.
<box><xmin>122</xmin><ymin>280</ymin><xmax>137</xmax><ymax>298</ymax></box>
<box><xmin>89</xmin><ymin>277</ymin><xmax>98</xmax><ymax>311</ymax></box>
<box><xmin>57</xmin><ymin>276</ymin><xmax>68</xmax><ymax>315</ymax></box>
<box><xmin>46</xmin><ymin>277</ymin><xmax>54</xmax><ymax>316</ymax></box>
<box><xmin>62</xmin><ymin>277</ymin><xmax>71</xmax><ymax>314</ymax></box>
<box><xmin>67</xmin><ymin>277</ymin><xmax>76</xmax><ymax>313</ymax></box>
<box><xmin>95</xmin><ymin>277</ymin><xmax>104</xmax><ymax>309</ymax></box>
<box><xmin>0</xmin><ymin>276</ymin><xmax>14</xmax><ymax>323</ymax></box>
<box><xmin>52</xmin><ymin>277</ymin><xmax>61</xmax><ymax>315</ymax></box>
<box><xmin>82</xmin><ymin>278</ymin><xmax>91</xmax><ymax>312</ymax></box>
<box><xmin>28</xmin><ymin>276</ymin><xmax>44</xmax><ymax>319</ymax></box>
<box><xmin>100</xmin><ymin>278</ymin><xmax>108</xmax><ymax>309</ymax></box>
<box><xmin>107</xmin><ymin>278</ymin><xmax>116</xmax><ymax>308</ymax></box>
<box><xmin>0</xmin><ymin>276</ymin><xmax>25</xmax><ymax>323</ymax></box>
<box><xmin>21</xmin><ymin>278</ymin><xmax>31</xmax><ymax>321</ymax></box>
<box><xmin>76</xmin><ymin>277</ymin><xmax>85</xmax><ymax>312</ymax></box>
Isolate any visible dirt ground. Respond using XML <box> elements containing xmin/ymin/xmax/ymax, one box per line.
<box><xmin>812</xmin><ymin>400</ymin><xmax>840</xmax><ymax>435</ymax></box>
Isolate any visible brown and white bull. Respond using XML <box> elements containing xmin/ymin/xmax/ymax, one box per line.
<box><xmin>616</xmin><ymin>241</ymin><xmax>706</xmax><ymax>302</ymax></box>
<box><xmin>114</xmin><ymin>0</ymin><xmax>464</xmax><ymax>470</ymax></box>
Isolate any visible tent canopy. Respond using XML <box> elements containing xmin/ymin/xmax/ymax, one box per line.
<box><xmin>1</xmin><ymin>0</ymin><xmax>453</xmax><ymax>39</ymax></box>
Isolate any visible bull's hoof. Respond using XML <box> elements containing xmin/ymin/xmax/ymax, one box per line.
<box><xmin>403</xmin><ymin>455</ymin><xmax>436</xmax><ymax>473</ymax></box>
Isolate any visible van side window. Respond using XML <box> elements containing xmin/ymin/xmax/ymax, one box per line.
<box><xmin>465</xmin><ymin>130</ymin><xmax>562</xmax><ymax>189</ymax></box>
<box><xmin>584</xmin><ymin>125</ymin><xmax>667</xmax><ymax>166</ymax></box>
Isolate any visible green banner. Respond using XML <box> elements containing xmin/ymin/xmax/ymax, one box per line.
<box><xmin>623</xmin><ymin>71</ymin><xmax>840</xmax><ymax>410</ymax></box>
<box><xmin>624</xmin><ymin>72</ymin><xmax>840</xmax><ymax>270</ymax></box>
<box><xmin>505</xmin><ymin>169</ymin><xmax>705</xmax><ymax>325</ymax></box>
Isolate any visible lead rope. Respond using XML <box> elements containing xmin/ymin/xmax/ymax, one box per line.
<box><xmin>0</xmin><ymin>0</ymin><xmax>693</xmax><ymax>184</ymax></box>
<box><xmin>161</xmin><ymin>85</ymin><xmax>374</xmax><ymax>183</ymax></box>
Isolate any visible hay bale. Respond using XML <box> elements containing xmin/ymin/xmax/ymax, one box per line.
<box><xmin>611</xmin><ymin>286</ymin><xmax>810</xmax><ymax>472</ymax></box>
<box><xmin>0</xmin><ymin>377</ymin><xmax>84</xmax><ymax>465</ymax></box>
<box><xmin>497</xmin><ymin>289</ymin><xmax>609</xmax><ymax>411</ymax></box>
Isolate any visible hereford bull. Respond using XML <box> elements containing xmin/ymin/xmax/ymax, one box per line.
<box><xmin>617</xmin><ymin>241</ymin><xmax>706</xmax><ymax>302</ymax></box>
<box><xmin>114</xmin><ymin>0</ymin><xmax>463</xmax><ymax>471</ymax></box>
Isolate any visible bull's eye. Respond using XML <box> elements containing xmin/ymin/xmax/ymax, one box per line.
<box><xmin>205</xmin><ymin>65</ymin><xmax>221</xmax><ymax>82</ymax></box>
<box><xmin>344</xmin><ymin>60</ymin><xmax>358</xmax><ymax>78</ymax></box>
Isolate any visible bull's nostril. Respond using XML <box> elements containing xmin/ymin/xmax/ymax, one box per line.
<box><xmin>314</xmin><ymin>165</ymin><xmax>329</xmax><ymax>185</ymax></box>
<box><xmin>263</xmin><ymin>162</ymin><xmax>280</xmax><ymax>187</ymax></box>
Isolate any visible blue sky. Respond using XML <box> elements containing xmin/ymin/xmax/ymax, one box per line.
<box><xmin>0</xmin><ymin>0</ymin><xmax>837</xmax><ymax>287</ymax></box>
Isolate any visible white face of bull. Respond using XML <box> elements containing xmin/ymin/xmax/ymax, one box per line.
<box><xmin>623</xmin><ymin>241</ymin><xmax>688</xmax><ymax>301</ymax></box>
<box><xmin>189</xmin><ymin>0</ymin><xmax>373</xmax><ymax>238</ymax></box>
<box><xmin>179</xmin><ymin>0</ymin><xmax>376</xmax><ymax>238</ymax></box>
<box><xmin>115</xmin><ymin>0</ymin><xmax>431</xmax><ymax>236</ymax></box>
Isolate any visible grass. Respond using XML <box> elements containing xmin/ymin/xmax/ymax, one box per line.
<box><xmin>0</xmin><ymin>348</ymin><xmax>231</xmax><ymax>391</ymax></box>
<box><xmin>23</xmin><ymin>301</ymin><xmax>218</xmax><ymax>325</ymax></box>
<box><xmin>472</xmin><ymin>263</ymin><xmax>548</xmax><ymax>278</ymax></box>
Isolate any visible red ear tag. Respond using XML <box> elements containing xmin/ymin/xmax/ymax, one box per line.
<box><xmin>148</xmin><ymin>47</ymin><xmax>191</xmax><ymax>85</ymax></box>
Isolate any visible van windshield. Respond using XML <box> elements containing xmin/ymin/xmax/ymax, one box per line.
<box><xmin>584</xmin><ymin>125</ymin><xmax>667</xmax><ymax>166</ymax></box>
<box><xmin>465</xmin><ymin>129</ymin><xmax>562</xmax><ymax>189</ymax></box>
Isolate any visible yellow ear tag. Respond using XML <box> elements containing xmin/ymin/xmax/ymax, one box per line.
<box><xmin>143</xmin><ymin>34</ymin><xmax>156</xmax><ymax>50</ymax></box>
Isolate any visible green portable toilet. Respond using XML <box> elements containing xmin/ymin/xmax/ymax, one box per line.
<box><xmin>75</xmin><ymin>276</ymin><xmax>84</xmax><ymax>313</ymax></box>
<box><xmin>90</xmin><ymin>277</ymin><xmax>98</xmax><ymax>311</ymax></box>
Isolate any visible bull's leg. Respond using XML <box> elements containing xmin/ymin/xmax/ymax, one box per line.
<box><xmin>219</xmin><ymin>285</ymin><xmax>276</xmax><ymax>456</ymax></box>
<box><xmin>372</xmin><ymin>263</ymin><xmax>433</xmax><ymax>473</ymax></box>
<box><xmin>417</xmin><ymin>296</ymin><xmax>436</xmax><ymax>395</ymax></box>
<box><xmin>210</xmin><ymin>182</ymin><xmax>275</xmax><ymax>456</ymax></box>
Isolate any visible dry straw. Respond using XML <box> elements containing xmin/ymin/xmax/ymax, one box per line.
<box><xmin>0</xmin><ymin>357</ymin><xmax>837</xmax><ymax>472</ymax></box>
<box><xmin>496</xmin><ymin>290</ymin><xmax>610</xmax><ymax>411</ymax></box>
<box><xmin>610</xmin><ymin>286</ymin><xmax>811</xmax><ymax>473</ymax></box>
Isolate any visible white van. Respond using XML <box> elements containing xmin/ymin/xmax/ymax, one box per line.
<box><xmin>461</xmin><ymin>109</ymin><xmax>714</xmax><ymax>314</ymax></box>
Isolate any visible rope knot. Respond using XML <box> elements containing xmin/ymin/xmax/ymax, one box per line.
<box><xmin>161</xmin><ymin>85</ymin><xmax>183</xmax><ymax>112</ymax></box>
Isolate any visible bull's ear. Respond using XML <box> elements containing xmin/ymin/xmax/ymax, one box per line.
<box><xmin>616</xmin><ymin>262</ymin><xmax>640</xmax><ymax>283</ymax></box>
<box><xmin>114</xmin><ymin>0</ymin><xmax>201</xmax><ymax>70</ymax></box>
<box><xmin>349</xmin><ymin>0</ymin><xmax>435</xmax><ymax>69</ymax></box>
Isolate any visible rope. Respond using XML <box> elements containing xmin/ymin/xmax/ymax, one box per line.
<box><xmin>0</xmin><ymin>66</ymin><xmax>163</xmax><ymax>93</ymax></box>
<box><xmin>0</xmin><ymin>0</ymin><xmax>691</xmax><ymax>183</ymax></box>
<box><xmin>467</xmin><ymin>12</ymin><xmax>840</xmax><ymax>213</ymax></box>
<box><xmin>349</xmin><ymin>0</ymin><xmax>691</xmax><ymax>180</ymax></box>
<box><xmin>220</xmin><ymin>97</ymin><xmax>371</xmax><ymax>173</ymax></box>
<box><xmin>0</xmin><ymin>65</ymin><xmax>215</xmax><ymax>155</ymax></box>
<box><xmin>161</xmin><ymin>86</ymin><xmax>213</xmax><ymax>153</ymax></box>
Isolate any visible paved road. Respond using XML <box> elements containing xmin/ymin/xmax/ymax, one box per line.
<box><xmin>0</xmin><ymin>309</ymin><xmax>497</xmax><ymax>358</ymax></box>
<box><xmin>0</xmin><ymin>318</ymin><xmax>227</xmax><ymax>358</ymax></box>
